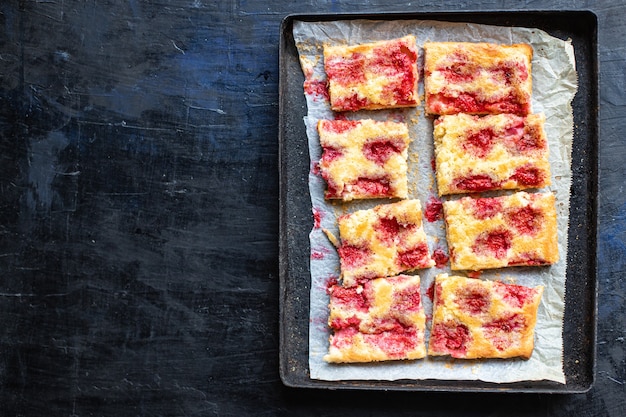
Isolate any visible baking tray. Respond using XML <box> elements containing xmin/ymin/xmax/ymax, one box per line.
<box><xmin>278</xmin><ymin>10</ymin><xmax>598</xmax><ymax>393</ymax></box>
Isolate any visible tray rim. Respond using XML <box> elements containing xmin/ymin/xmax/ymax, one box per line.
<box><xmin>278</xmin><ymin>9</ymin><xmax>599</xmax><ymax>394</ymax></box>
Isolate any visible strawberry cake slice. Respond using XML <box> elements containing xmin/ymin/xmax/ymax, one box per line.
<box><xmin>335</xmin><ymin>199</ymin><xmax>435</xmax><ymax>287</ymax></box>
<box><xmin>325</xmin><ymin>274</ymin><xmax>427</xmax><ymax>363</ymax></box>
<box><xmin>323</xmin><ymin>35</ymin><xmax>419</xmax><ymax>112</ymax></box>
<box><xmin>443</xmin><ymin>191</ymin><xmax>559</xmax><ymax>271</ymax></box>
<box><xmin>433</xmin><ymin>113</ymin><xmax>551</xmax><ymax>195</ymax></box>
<box><xmin>317</xmin><ymin>119</ymin><xmax>411</xmax><ymax>201</ymax></box>
<box><xmin>424</xmin><ymin>42</ymin><xmax>533</xmax><ymax>116</ymax></box>
<box><xmin>428</xmin><ymin>274</ymin><xmax>543</xmax><ymax>359</ymax></box>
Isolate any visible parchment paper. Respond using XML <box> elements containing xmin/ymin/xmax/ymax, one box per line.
<box><xmin>293</xmin><ymin>19</ymin><xmax>577</xmax><ymax>384</ymax></box>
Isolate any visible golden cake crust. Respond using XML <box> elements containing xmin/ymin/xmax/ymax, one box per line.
<box><xmin>424</xmin><ymin>42</ymin><xmax>533</xmax><ymax>115</ymax></box>
<box><xmin>324</xmin><ymin>274</ymin><xmax>426</xmax><ymax>363</ymax></box>
<box><xmin>317</xmin><ymin>119</ymin><xmax>411</xmax><ymax>201</ymax></box>
<box><xmin>323</xmin><ymin>35</ymin><xmax>419</xmax><ymax>112</ymax></box>
<box><xmin>337</xmin><ymin>199</ymin><xmax>435</xmax><ymax>287</ymax></box>
<box><xmin>428</xmin><ymin>274</ymin><xmax>543</xmax><ymax>359</ymax></box>
<box><xmin>443</xmin><ymin>192</ymin><xmax>559</xmax><ymax>271</ymax></box>
<box><xmin>434</xmin><ymin>113</ymin><xmax>551</xmax><ymax>195</ymax></box>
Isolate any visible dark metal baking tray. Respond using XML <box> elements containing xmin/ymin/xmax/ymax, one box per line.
<box><xmin>278</xmin><ymin>10</ymin><xmax>598</xmax><ymax>393</ymax></box>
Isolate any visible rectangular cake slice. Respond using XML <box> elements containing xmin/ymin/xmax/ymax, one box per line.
<box><xmin>324</xmin><ymin>274</ymin><xmax>427</xmax><ymax>363</ymax></box>
<box><xmin>317</xmin><ymin>119</ymin><xmax>411</xmax><ymax>201</ymax></box>
<box><xmin>428</xmin><ymin>274</ymin><xmax>543</xmax><ymax>359</ymax></box>
<box><xmin>433</xmin><ymin>113</ymin><xmax>551</xmax><ymax>195</ymax></box>
<box><xmin>423</xmin><ymin>42</ymin><xmax>533</xmax><ymax>115</ymax></box>
<box><xmin>443</xmin><ymin>192</ymin><xmax>559</xmax><ymax>271</ymax></box>
<box><xmin>336</xmin><ymin>199</ymin><xmax>434</xmax><ymax>287</ymax></box>
<box><xmin>323</xmin><ymin>35</ymin><xmax>419</xmax><ymax>112</ymax></box>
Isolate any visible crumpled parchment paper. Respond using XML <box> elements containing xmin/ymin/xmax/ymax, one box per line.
<box><xmin>293</xmin><ymin>18</ymin><xmax>577</xmax><ymax>384</ymax></box>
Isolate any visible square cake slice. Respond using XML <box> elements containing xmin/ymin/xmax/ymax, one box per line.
<box><xmin>324</xmin><ymin>274</ymin><xmax>427</xmax><ymax>363</ymax></box>
<box><xmin>424</xmin><ymin>42</ymin><xmax>533</xmax><ymax>115</ymax></box>
<box><xmin>428</xmin><ymin>274</ymin><xmax>543</xmax><ymax>359</ymax></box>
<box><xmin>317</xmin><ymin>119</ymin><xmax>411</xmax><ymax>201</ymax></box>
<box><xmin>323</xmin><ymin>35</ymin><xmax>419</xmax><ymax>112</ymax></box>
<box><xmin>336</xmin><ymin>199</ymin><xmax>435</xmax><ymax>287</ymax></box>
<box><xmin>443</xmin><ymin>191</ymin><xmax>559</xmax><ymax>271</ymax></box>
<box><xmin>433</xmin><ymin>113</ymin><xmax>551</xmax><ymax>195</ymax></box>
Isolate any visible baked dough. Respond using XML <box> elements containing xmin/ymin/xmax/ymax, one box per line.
<box><xmin>434</xmin><ymin>113</ymin><xmax>551</xmax><ymax>195</ymax></box>
<box><xmin>317</xmin><ymin>119</ymin><xmax>412</xmax><ymax>201</ymax></box>
<box><xmin>443</xmin><ymin>191</ymin><xmax>559</xmax><ymax>271</ymax></box>
<box><xmin>428</xmin><ymin>274</ymin><xmax>543</xmax><ymax>359</ymax></box>
<box><xmin>323</xmin><ymin>35</ymin><xmax>419</xmax><ymax>112</ymax></box>
<box><xmin>325</xmin><ymin>274</ymin><xmax>427</xmax><ymax>363</ymax></box>
<box><xmin>424</xmin><ymin>42</ymin><xmax>533</xmax><ymax>115</ymax></box>
<box><xmin>335</xmin><ymin>199</ymin><xmax>435</xmax><ymax>287</ymax></box>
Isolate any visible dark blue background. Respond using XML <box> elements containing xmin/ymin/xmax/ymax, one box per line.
<box><xmin>0</xmin><ymin>1</ymin><xmax>623</xmax><ymax>415</ymax></box>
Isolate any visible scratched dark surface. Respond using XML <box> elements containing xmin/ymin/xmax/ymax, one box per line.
<box><xmin>0</xmin><ymin>1</ymin><xmax>623</xmax><ymax>416</ymax></box>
